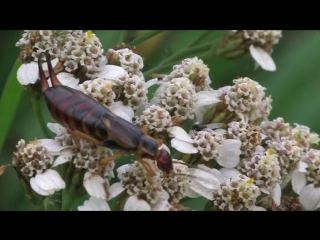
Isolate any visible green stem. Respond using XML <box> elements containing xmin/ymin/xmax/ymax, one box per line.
<box><xmin>31</xmin><ymin>96</ymin><xmax>51</xmax><ymax>138</ymax></box>
<box><xmin>34</xmin><ymin>202</ymin><xmax>45</xmax><ymax>211</ymax></box>
<box><xmin>61</xmin><ymin>189</ymin><xmax>74</xmax><ymax>211</ymax></box>
<box><xmin>144</xmin><ymin>42</ymin><xmax>213</xmax><ymax>77</ymax></box>
<box><xmin>127</xmin><ymin>30</ymin><xmax>164</xmax><ymax>46</ymax></box>
<box><xmin>189</xmin><ymin>30</ymin><xmax>213</xmax><ymax>47</ymax></box>
<box><xmin>117</xmin><ymin>30</ymin><xmax>130</xmax><ymax>44</ymax></box>
<box><xmin>161</xmin><ymin>42</ymin><xmax>212</xmax><ymax>65</ymax></box>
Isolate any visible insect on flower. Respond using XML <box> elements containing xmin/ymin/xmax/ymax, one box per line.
<box><xmin>38</xmin><ymin>52</ymin><xmax>173</xmax><ymax>184</ymax></box>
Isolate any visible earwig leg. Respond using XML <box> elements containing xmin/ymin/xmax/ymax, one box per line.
<box><xmin>70</xmin><ymin>132</ymin><xmax>81</xmax><ymax>149</ymax></box>
<box><xmin>99</xmin><ymin>151</ymin><xmax>124</xmax><ymax>166</ymax></box>
<box><xmin>61</xmin><ymin>130</ymin><xmax>103</xmax><ymax>153</ymax></box>
<box><xmin>93</xmin><ymin>151</ymin><xmax>124</xmax><ymax>178</ymax></box>
<box><xmin>156</xmin><ymin>139</ymin><xmax>163</xmax><ymax>148</ymax></box>
<box><xmin>59</xmin><ymin>133</ymin><xmax>81</xmax><ymax>153</ymax></box>
<box><xmin>138</xmin><ymin>159</ymin><xmax>156</xmax><ymax>185</ymax></box>
<box><xmin>71</xmin><ymin>130</ymin><xmax>102</xmax><ymax>145</ymax></box>
<box><xmin>270</xmin><ymin>197</ymin><xmax>276</xmax><ymax>211</ymax></box>
<box><xmin>141</xmin><ymin>126</ymin><xmax>150</xmax><ymax>135</ymax></box>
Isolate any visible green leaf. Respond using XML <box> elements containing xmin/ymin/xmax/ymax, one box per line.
<box><xmin>127</xmin><ymin>30</ymin><xmax>164</xmax><ymax>46</ymax></box>
<box><xmin>0</xmin><ymin>59</ymin><xmax>22</xmax><ymax>153</ymax></box>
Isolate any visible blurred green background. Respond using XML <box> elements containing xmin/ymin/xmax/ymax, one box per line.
<box><xmin>0</xmin><ymin>30</ymin><xmax>319</xmax><ymax>210</ymax></box>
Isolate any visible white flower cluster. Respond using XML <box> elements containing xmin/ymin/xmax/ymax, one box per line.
<box><xmin>6</xmin><ymin>30</ymin><xmax>320</xmax><ymax>211</ymax></box>
<box><xmin>231</xmin><ymin>30</ymin><xmax>282</xmax><ymax>71</ymax></box>
<box><xmin>163</xmin><ymin>57</ymin><xmax>212</xmax><ymax>92</ymax></box>
<box><xmin>16</xmin><ymin>30</ymin><xmax>107</xmax><ymax>84</ymax></box>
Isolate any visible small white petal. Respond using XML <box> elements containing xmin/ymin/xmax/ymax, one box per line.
<box><xmin>194</xmin><ymin>91</ymin><xmax>220</xmax><ymax>122</ymax></box>
<box><xmin>34</xmin><ymin>169</ymin><xmax>65</xmax><ymax>193</ymax></box>
<box><xmin>151</xmin><ymin>198</ymin><xmax>170</xmax><ymax>211</ymax></box>
<box><xmin>145</xmin><ymin>78</ymin><xmax>162</xmax><ymax>89</ymax></box>
<box><xmin>186</xmin><ymin>188</ymin><xmax>201</xmax><ymax>198</ymax></box>
<box><xmin>38</xmin><ymin>139</ymin><xmax>66</xmax><ymax>155</ymax></box>
<box><xmin>254</xmin><ymin>145</ymin><xmax>266</xmax><ymax>154</ymax></box>
<box><xmin>41</xmin><ymin>58</ymin><xmax>59</xmax><ymax>71</ymax></box>
<box><xmin>252</xmin><ymin>206</ymin><xmax>267</xmax><ymax>211</ymax></box>
<box><xmin>149</xmin><ymin>96</ymin><xmax>160</xmax><ymax>105</ymax></box>
<box><xmin>97</xmin><ymin>65</ymin><xmax>128</xmax><ymax>84</ymax></box>
<box><xmin>83</xmin><ymin>172</ymin><xmax>108</xmax><ymax>200</ymax></box>
<box><xmin>168</xmin><ymin>126</ymin><xmax>194</xmax><ymax>143</ymax></box>
<box><xmin>111</xmin><ymin>101</ymin><xmax>134</xmax><ymax>123</ymax></box>
<box><xmin>171</xmin><ymin>138</ymin><xmax>198</xmax><ymax>154</ymax></box>
<box><xmin>50</xmin><ymin>72</ymin><xmax>79</xmax><ymax>89</ymax></box>
<box><xmin>30</xmin><ymin>177</ymin><xmax>53</xmax><ymax>196</ymax></box>
<box><xmin>216</xmin><ymin>139</ymin><xmax>241</xmax><ymax>168</ymax></box>
<box><xmin>300</xmin><ymin>184</ymin><xmax>320</xmax><ymax>210</ymax></box>
<box><xmin>249</xmin><ymin>45</ymin><xmax>276</xmax><ymax>71</ymax></box>
<box><xmin>298</xmin><ymin>161</ymin><xmax>308</xmax><ymax>172</ymax></box>
<box><xmin>189</xmin><ymin>180</ymin><xmax>214</xmax><ymax>200</ymax></box>
<box><xmin>260</xmin><ymin>187</ymin><xmax>270</xmax><ymax>194</ymax></box>
<box><xmin>117</xmin><ymin>164</ymin><xmax>130</xmax><ymax>180</ymax></box>
<box><xmin>153</xmin><ymin>83</ymin><xmax>167</xmax><ymax>97</ymax></box>
<box><xmin>272</xmin><ymin>183</ymin><xmax>281</xmax><ymax>206</ymax></box>
<box><xmin>188</xmin><ymin>167</ymin><xmax>221</xmax><ymax>199</ymax></box>
<box><xmin>254</xmin><ymin>61</ymin><xmax>260</xmax><ymax>70</ymax></box>
<box><xmin>197</xmin><ymin>164</ymin><xmax>224</xmax><ymax>183</ymax></box>
<box><xmin>219</xmin><ymin>168</ymin><xmax>241</xmax><ymax>182</ymax></box>
<box><xmin>108</xmin><ymin>182</ymin><xmax>125</xmax><ymax>200</ymax></box>
<box><xmin>47</xmin><ymin>123</ymin><xmax>66</xmax><ymax>136</ymax></box>
<box><xmin>280</xmin><ymin>172</ymin><xmax>293</xmax><ymax>189</ymax></box>
<box><xmin>292</xmin><ymin>172</ymin><xmax>307</xmax><ymax>195</ymax></box>
<box><xmin>124</xmin><ymin>195</ymin><xmax>151</xmax><ymax>211</ymax></box>
<box><xmin>78</xmin><ymin>196</ymin><xmax>111</xmax><ymax>211</ymax></box>
<box><xmin>160</xmin><ymin>189</ymin><xmax>170</xmax><ymax>201</ymax></box>
<box><xmin>17</xmin><ymin>62</ymin><xmax>39</xmax><ymax>85</ymax></box>
<box><xmin>51</xmin><ymin>152</ymin><xmax>73</xmax><ymax>168</ymax></box>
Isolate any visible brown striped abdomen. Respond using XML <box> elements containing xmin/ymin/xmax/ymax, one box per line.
<box><xmin>43</xmin><ymin>85</ymin><xmax>110</xmax><ymax>142</ymax></box>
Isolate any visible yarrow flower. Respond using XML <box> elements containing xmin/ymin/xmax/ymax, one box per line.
<box><xmin>292</xmin><ymin>149</ymin><xmax>320</xmax><ymax>210</ymax></box>
<box><xmin>107</xmin><ymin>47</ymin><xmax>144</xmax><ymax>78</ymax></box>
<box><xmin>237</xmin><ymin>148</ymin><xmax>282</xmax><ymax>206</ymax></box>
<box><xmin>12</xmin><ymin>138</ymin><xmax>68</xmax><ymax>196</ymax></box>
<box><xmin>168</xmin><ymin>126</ymin><xmax>241</xmax><ymax>168</ymax></box>
<box><xmin>212</xmin><ymin>174</ymin><xmax>263</xmax><ymax>211</ymax></box>
<box><xmin>135</xmin><ymin>105</ymin><xmax>172</xmax><ymax>138</ymax></box>
<box><xmin>16</xmin><ymin>30</ymin><xmax>128</xmax><ymax>89</ymax></box>
<box><xmin>47</xmin><ymin>123</ymin><xmax>116</xmax><ymax>200</ymax></box>
<box><xmin>163</xmin><ymin>57</ymin><xmax>212</xmax><ymax>92</ymax></box>
<box><xmin>116</xmin><ymin>159</ymin><xmax>171</xmax><ymax>211</ymax></box>
<box><xmin>231</xmin><ymin>30</ymin><xmax>282</xmax><ymax>71</ymax></box>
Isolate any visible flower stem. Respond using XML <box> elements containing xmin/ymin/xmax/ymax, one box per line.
<box><xmin>144</xmin><ymin>42</ymin><xmax>213</xmax><ymax>77</ymax></box>
<box><xmin>34</xmin><ymin>202</ymin><xmax>45</xmax><ymax>211</ymax></box>
<box><xmin>118</xmin><ymin>30</ymin><xmax>131</xmax><ymax>44</ymax></box>
<box><xmin>189</xmin><ymin>30</ymin><xmax>213</xmax><ymax>47</ymax></box>
<box><xmin>31</xmin><ymin>96</ymin><xmax>51</xmax><ymax>138</ymax></box>
<box><xmin>127</xmin><ymin>30</ymin><xmax>164</xmax><ymax>46</ymax></box>
<box><xmin>61</xmin><ymin>189</ymin><xmax>74</xmax><ymax>211</ymax></box>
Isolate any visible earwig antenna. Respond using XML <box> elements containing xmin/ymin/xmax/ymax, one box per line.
<box><xmin>43</xmin><ymin>51</ymin><xmax>62</xmax><ymax>87</ymax></box>
<box><xmin>38</xmin><ymin>52</ymin><xmax>49</xmax><ymax>92</ymax></box>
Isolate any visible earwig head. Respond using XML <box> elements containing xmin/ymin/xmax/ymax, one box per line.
<box><xmin>155</xmin><ymin>147</ymin><xmax>173</xmax><ymax>175</ymax></box>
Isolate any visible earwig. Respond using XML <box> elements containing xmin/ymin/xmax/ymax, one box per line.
<box><xmin>38</xmin><ymin>52</ymin><xmax>173</xmax><ymax>183</ymax></box>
